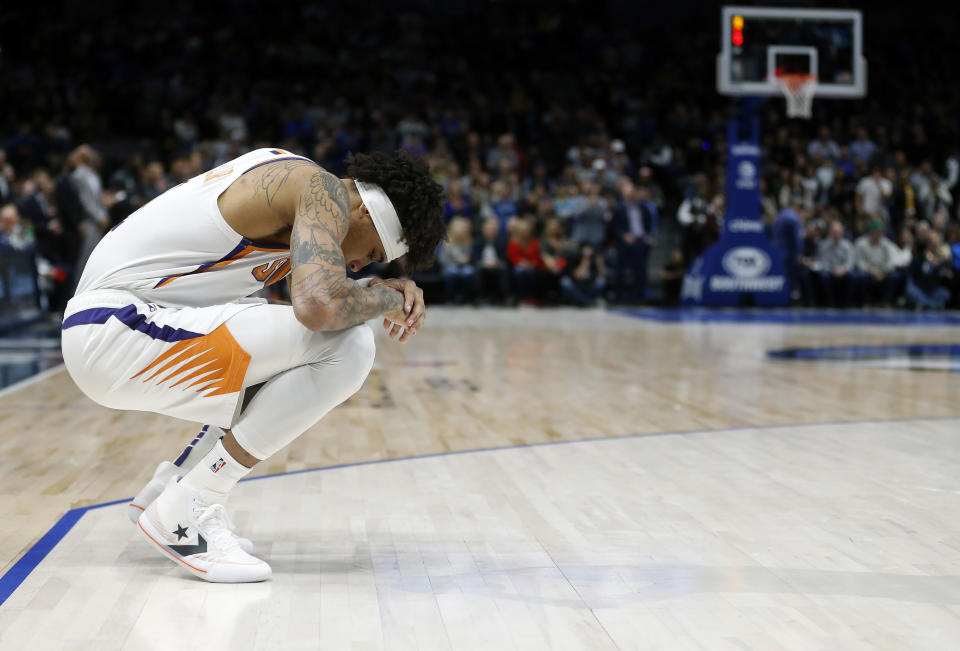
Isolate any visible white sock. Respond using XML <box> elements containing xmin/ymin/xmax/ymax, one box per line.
<box><xmin>172</xmin><ymin>424</ymin><xmax>224</xmax><ymax>471</ymax></box>
<box><xmin>180</xmin><ymin>439</ymin><xmax>251</xmax><ymax>502</ymax></box>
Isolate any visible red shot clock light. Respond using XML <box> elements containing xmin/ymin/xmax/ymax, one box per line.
<box><xmin>732</xmin><ymin>15</ymin><xmax>744</xmax><ymax>47</ymax></box>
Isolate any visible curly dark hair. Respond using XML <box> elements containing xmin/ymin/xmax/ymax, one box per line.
<box><xmin>346</xmin><ymin>150</ymin><xmax>445</xmax><ymax>271</ymax></box>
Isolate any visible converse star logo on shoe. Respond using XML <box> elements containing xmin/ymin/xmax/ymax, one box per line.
<box><xmin>173</xmin><ymin>524</ymin><xmax>188</xmax><ymax>541</ymax></box>
<box><xmin>169</xmin><ymin>533</ymin><xmax>208</xmax><ymax>556</ymax></box>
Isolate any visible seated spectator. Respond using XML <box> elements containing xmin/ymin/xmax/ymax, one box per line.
<box><xmin>489</xmin><ymin>180</ymin><xmax>518</xmax><ymax>236</ymax></box>
<box><xmin>835</xmin><ymin>146</ymin><xmax>856</xmax><ymax>178</ymax></box>
<box><xmin>553</xmin><ymin>182</ymin><xmax>583</xmax><ymax>220</ymax></box>
<box><xmin>807</xmin><ymin>126</ymin><xmax>840</xmax><ymax>160</ymax></box>
<box><xmin>608</xmin><ymin>140</ymin><xmax>635</xmax><ymax>184</ymax></box>
<box><xmin>472</xmin><ymin>170</ymin><xmax>492</xmax><ymax>213</ymax></box>
<box><xmin>486</xmin><ymin>133</ymin><xmax>520</xmax><ymax>171</ymax></box>
<box><xmin>493</xmin><ymin>156</ymin><xmax>519</xmax><ymax>188</ymax></box>
<box><xmin>931</xmin><ymin>210</ymin><xmax>949</xmax><ymax>240</ymax></box>
<box><xmin>442</xmin><ymin>179</ymin><xmax>473</xmax><ymax>224</ymax></box>
<box><xmin>888</xmin><ymin>227</ymin><xmax>914</xmax><ymax>305</ymax></box>
<box><xmin>929</xmin><ymin>229</ymin><xmax>953</xmax><ymax>268</ymax></box>
<box><xmin>141</xmin><ymin>161</ymin><xmax>169</xmax><ymax>202</ymax></box>
<box><xmin>827</xmin><ymin>165</ymin><xmax>857</xmax><ymax>217</ymax></box>
<box><xmin>569</xmin><ymin>180</ymin><xmax>608</xmax><ymax>247</ymax></box>
<box><xmin>523</xmin><ymin>161</ymin><xmax>553</xmax><ymax>195</ymax></box>
<box><xmin>540</xmin><ymin>218</ymin><xmax>573</xmax><ymax>299</ymax></box>
<box><xmin>17</xmin><ymin>170</ymin><xmax>72</xmax><ymax>311</ymax></box>
<box><xmin>560</xmin><ymin>243</ymin><xmax>606</xmax><ymax>307</ymax></box>
<box><xmin>0</xmin><ymin>203</ymin><xmax>34</xmax><ymax>250</ymax></box>
<box><xmin>853</xmin><ymin>220</ymin><xmax>897</xmax><ymax>306</ymax></box>
<box><xmin>470</xmin><ymin>216</ymin><xmax>510</xmax><ymax>304</ymax></box>
<box><xmin>518</xmin><ymin>183</ymin><xmax>547</xmax><ymax>216</ymax></box>
<box><xmin>506</xmin><ymin>217</ymin><xmax>543</xmax><ymax>302</ymax></box>
<box><xmin>534</xmin><ymin>192</ymin><xmax>558</xmax><ymax>222</ymax></box>
<box><xmin>849</xmin><ymin>127</ymin><xmax>877</xmax><ymax>164</ymax></box>
<box><xmin>890</xmin><ymin>226</ymin><xmax>912</xmax><ymax>266</ymax></box>
<box><xmin>906</xmin><ymin>229</ymin><xmax>952</xmax><ymax>310</ymax></box>
<box><xmin>437</xmin><ymin>217</ymin><xmax>476</xmax><ymax>304</ymax></box>
<box><xmin>815</xmin><ymin>220</ymin><xmax>855</xmax><ymax>307</ymax></box>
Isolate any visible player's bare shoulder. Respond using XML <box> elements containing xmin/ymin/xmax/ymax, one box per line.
<box><xmin>217</xmin><ymin>157</ymin><xmax>322</xmax><ymax>243</ymax></box>
<box><xmin>289</xmin><ymin>165</ymin><xmax>352</xmax><ymax>239</ymax></box>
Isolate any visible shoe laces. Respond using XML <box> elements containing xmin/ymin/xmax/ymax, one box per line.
<box><xmin>193</xmin><ymin>501</ymin><xmax>241</xmax><ymax>552</ymax></box>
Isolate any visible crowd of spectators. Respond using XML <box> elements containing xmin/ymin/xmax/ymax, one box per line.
<box><xmin>767</xmin><ymin>125</ymin><xmax>960</xmax><ymax>309</ymax></box>
<box><xmin>3</xmin><ymin>2</ymin><xmax>960</xmax><ymax>315</ymax></box>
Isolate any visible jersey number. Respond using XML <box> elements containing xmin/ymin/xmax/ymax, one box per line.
<box><xmin>252</xmin><ymin>258</ymin><xmax>291</xmax><ymax>286</ymax></box>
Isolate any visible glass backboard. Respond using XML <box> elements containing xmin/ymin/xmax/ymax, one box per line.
<box><xmin>717</xmin><ymin>6</ymin><xmax>866</xmax><ymax>98</ymax></box>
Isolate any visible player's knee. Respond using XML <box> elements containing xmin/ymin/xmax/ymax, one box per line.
<box><xmin>335</xmin><ymin>324</ymin><xmax>376</xmax><ymax>387</ymax></box>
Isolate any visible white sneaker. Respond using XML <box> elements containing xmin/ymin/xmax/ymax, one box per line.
<box><xmin>129</xmin><ymin>460</ymin><xmax>255</xmax><ymax>554</ymax></box>
<box><xmin>128</xmin><ymin>461</ymin><xmax>180</xmax><ymax>522</ymax></box>
<box><xmin>137</xmin><ymin>478</ymin><xmax>271</xmax><ymax>583</ymax></box>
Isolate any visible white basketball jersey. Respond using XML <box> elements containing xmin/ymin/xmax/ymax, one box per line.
<box><xmin>75</xmin><ymin>148</ymin><xmax>311</xmax><ymax>308</ymax></box>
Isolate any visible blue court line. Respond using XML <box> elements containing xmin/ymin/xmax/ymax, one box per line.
<box><xmin>617</xmin><ymin>307</ymin><xmax>960</xmax><ymax>325</ymax></box>
<box><xmin>0</xmin><ymin>498</ymin><xmax>127</xmax><ymax>606</ymax></box>
<box><xmin>769</xmin><ymin>343</ymin><xmax>960</xmax><ymax>360</ymax></box>
<box><xmin>767</xmin><ymin>343</ymin><xmax>960</xmax><ymax>373</ymax></box>
<box><xmin>2</xmin><ymin>414</ymin><xmax>959</xmax><ymax>607</ymax></box>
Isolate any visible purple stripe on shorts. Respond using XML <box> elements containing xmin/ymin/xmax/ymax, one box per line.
<box><xmin>62</xmin><ymin>305</ymin><xmax>203</xmax><ymax>342</ymax></box>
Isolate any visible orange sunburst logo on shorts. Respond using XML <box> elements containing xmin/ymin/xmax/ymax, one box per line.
<box><xmin>131</xmin><ymin>324</ymin><xmax>250</xmax><ymax>396</ymax></box>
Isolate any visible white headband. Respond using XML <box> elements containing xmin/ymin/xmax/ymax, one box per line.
<box><xmin>354</xmin><ymin>180</ymin><xmax>408</xmax><ymax>262</ymax></box>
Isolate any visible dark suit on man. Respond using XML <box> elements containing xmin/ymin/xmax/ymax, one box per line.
<box><xmin>612</xmin><ymin>199</ymin><xmax>657</xmax><ymax>302</ymax></box>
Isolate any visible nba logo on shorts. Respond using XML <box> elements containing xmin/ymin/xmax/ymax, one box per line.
<box><xmin>210</xmin><ymin>458</ymin><xmax>226</xmax><ymax>473</ymax></box>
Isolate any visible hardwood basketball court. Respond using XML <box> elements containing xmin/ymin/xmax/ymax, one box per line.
<box><xmin>1</xmin><ymin>307</ymin><xmax>959</xmax><ymax>649</ymax></box>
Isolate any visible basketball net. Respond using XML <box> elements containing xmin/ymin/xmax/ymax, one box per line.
<box><xmin>775</xmin><ymin>73</ymin><xmax>817</xmax><ymax>119</ymax></box>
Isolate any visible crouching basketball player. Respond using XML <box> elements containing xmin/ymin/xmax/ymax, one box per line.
<box><xmin>61</xmin><ymin>148</ymin><xmax>445</xmax><ymax>582</ymax></box>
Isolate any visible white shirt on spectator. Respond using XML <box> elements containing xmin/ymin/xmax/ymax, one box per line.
<box><xmin>854</xmin><ymin>235</ymin><xmax>895</xmax><ymax>273</ymax></box>
<box><xmin>889</xmin><ymin>241</ymin><xmax>912</xmax><ymax>269</ymax></box>
<box><xmin>481</xmin><ymin>243</ymin><xmax>499</xmax><ymax>267</ymax></box>
<box><xmin>856</xmin><ymin>175</ymin><xmax>892</xmax><ymax>218</ymax></box>
<box><xmin>800</xmin><ymin>175</ymin><xmax>818</xmax><ymax>211</ymax></box>
<box><xmin>677</xmin><ymin>197</ymin><xmax>708</xmax><ymax>226</ymax></box>
<box><xmin>815</xmin><ymin>164</ymin><xmax>836</xmax><ymax>191</ymax></box>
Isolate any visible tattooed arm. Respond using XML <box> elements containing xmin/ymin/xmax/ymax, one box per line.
<box><xmin>287</xmin><ymin>167</ymin><xmax>404</xmax><ymax>331</ymax></box>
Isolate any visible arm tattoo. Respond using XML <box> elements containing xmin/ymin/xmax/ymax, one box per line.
<box><xmin>290</xmin><ymin>168</ymin><xmax>403</xmax><ymax>329</ymax></box>
<box><xmin>252</xmin><ymin>159</ymin><xmax>318</xmax><ymax>206</ymax></box>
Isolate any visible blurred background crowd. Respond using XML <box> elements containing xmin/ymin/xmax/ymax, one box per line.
<box><xmin>3</xmin><ymin>1</ymin><xmax>960</xmax><ymax>320</ymax></box>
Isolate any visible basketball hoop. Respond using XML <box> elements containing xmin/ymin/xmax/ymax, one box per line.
<box><xmin>775</xmin><ymin>73</ymin><xmax>818</xmax><ymax>119</ymax></box>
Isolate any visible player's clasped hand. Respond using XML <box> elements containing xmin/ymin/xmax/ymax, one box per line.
<box><xmin>369</xmin><ymin>278</ymin><xmax>426</xmax><ymax>342</ymax></box>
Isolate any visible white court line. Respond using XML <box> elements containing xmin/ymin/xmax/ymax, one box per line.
<box><xmin>0</xmin><ymin>363</ymin><xmax>66</xmax><ymax>400</ymax></box>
